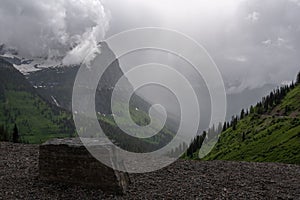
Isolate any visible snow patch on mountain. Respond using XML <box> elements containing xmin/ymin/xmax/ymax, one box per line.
<box><xmin>51</xmin><ymin>96</ymin><xmax>60</xmax><ymax>107</ymax></box>
<box><xmin>0</xmin><ymin>45</ymin><xmax>63</xmax><ymax>75</ymax></box>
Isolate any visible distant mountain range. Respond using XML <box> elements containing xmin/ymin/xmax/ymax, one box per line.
<box><xmin>26</xmin><ymin>42</ymin><xmax>134</xmax><ymax>113</ymax></box>
<box><xmin>1</xmin><ymin>42</ymin><xmax>180</xmax><ymax>132</ymax></box>
<box><xmin>0</xmin><ymin>43</ymin><xmax>143</xmax><ymax>113</ymax></box>
<box><xmin>0</xmin><ymin>44</ymin><xmax>176</xmax><ymax>152</ymax></box>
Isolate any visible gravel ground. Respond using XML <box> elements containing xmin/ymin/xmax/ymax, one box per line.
<box><xmin>0</xmin><ymin>142</ymin><xmax>299</xmax><ymax>199</ymax></box>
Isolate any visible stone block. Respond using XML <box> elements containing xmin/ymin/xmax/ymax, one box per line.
<box><xmin>39</xmin><ymin>138</ymin><xmax>129</xmax><ymax>194</ymax></box>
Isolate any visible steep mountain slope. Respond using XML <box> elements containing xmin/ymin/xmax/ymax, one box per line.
<box><xmin>0</xmin><ymin>42</ymin><xmax>137</xmax><ymax>114</ymax></box>
<box><xmin>0</xmin><ymin>58</ymin><xmax>75</xmax><ymax>143</ymax></box>
<box><xmin>204</xmin><ymin>82</ymin><xmax>300</xmax><ymax>164</ymax></box>
<box><xmin>25</xmin><ymin>42</ymin><xmax>179</xmax><ymax>135</ymax></box>
<box><xmin>0</xmin><ymin>57</ymin><xmax>175</xmax><ymax>152</ymax></box>
<box><xmin>26</xmin><ymin>42</ymin><xmax>148</xmax><ymax>114</ymax></box>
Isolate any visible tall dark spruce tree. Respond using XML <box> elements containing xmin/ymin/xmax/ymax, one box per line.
<box><xmin>12</xmin><ymin>124</ymin><xmax>19</xmax><ymax>143</ymax></box>
<box><xmin>297</xmin><ymin>71</ymin><xmax>300</xmax><ymax>85</ymax></box>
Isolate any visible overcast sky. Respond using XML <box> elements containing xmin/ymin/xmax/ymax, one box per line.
<box><xmin>103</xmin><ymin>0</ymin><xmax>300</xmax><ymax>93</ymax></box>
<box><xmin>0</xmin><ymin>0</ymin><xmax>300</xmax><ymax>93</ymax></box>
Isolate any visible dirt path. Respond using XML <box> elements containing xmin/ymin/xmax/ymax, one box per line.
<box><xmin>0</xmin><ymin>142</ymin><xmax>299</xmax><ymax>199</ymax></box>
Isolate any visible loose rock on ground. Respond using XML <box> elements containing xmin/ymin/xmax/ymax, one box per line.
<box><xmin>0</xmin><ymin>142</ymin><xmax>299</xmax><ymax>199</ymax></box>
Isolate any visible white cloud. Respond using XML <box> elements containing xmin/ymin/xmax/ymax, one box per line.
<box><xmin>227</xmin><ymin>56</ymin><xmax>248</xmax><ymax>62</ymax></box>
<box><xmin>289</xmin><ymin>0</ymin><xmax>300</xmax><ymax>6</ymax></box>
<box><xmin>261</xmin><ymin>38</ymin><xmax>293</xmax><ymax>49</ymax></box>
<box><xmin>246</xmin><ymin>11</ymin><xmax>260</xmax><ymax>22</ymax></box>
<box><xmin>262</xmin><ymin>39</ymin><xmax>272</xmax><ymax>46</ymax></box>
<box><xmin>281</xmin><ymin>80</ymin><xmax>293</xmax><ymax>86</ymax></box>
<box><xmin>0</xmin><ymin>0</ymin><xmax>110</xmax><ymax>65</ymax></box>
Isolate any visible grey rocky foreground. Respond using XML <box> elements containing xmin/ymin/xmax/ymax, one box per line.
<box><xmin>0</xmin><ymin>142</ymin><xmax>299</xmax><ymax>199</ymax></box>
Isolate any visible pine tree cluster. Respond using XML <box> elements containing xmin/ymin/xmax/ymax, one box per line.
<box><xmin>186</xmin><ymin>123</ymin><xmax>223</xmax><ymax>158</ymax></box>
<box><xmin>185</xmin><ymin>71</ymin><xmax>300</xmax><ymax>159</ymax></box>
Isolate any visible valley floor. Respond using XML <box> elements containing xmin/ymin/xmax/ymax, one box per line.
<box><xmin>0</xmin><ymin>142</ymin><xmax>299</xmax><ymax>199</ymax></box>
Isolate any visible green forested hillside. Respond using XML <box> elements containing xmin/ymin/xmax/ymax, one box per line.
<box><xmin>203</xmin><ymin>79</ymin><xmax>300</xmax><ymax>164</ymax></box>
<box><xmin>0</xmin><ymin>58</ymin><xmax>75</xmax><ymax>143</ymax></box>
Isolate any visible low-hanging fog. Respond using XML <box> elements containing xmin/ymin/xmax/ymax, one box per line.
<box><xmin>105</xmin><ymin>0</ymin><xmax>300</xmax><ymax>92</ymax></box>
<box><xmin>104</xmin><ymin>0</ymin><xmax>300</xmax><ymax>122</ymax></box>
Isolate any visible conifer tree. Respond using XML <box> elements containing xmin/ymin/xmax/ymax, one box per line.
<box><xmin>297</xmin><ymin>71</ymin><xmax>300</xmax><ymax>85</ymax></box>
<box><xmin>12</xmin><ymin>124</ymin><xmax>19</xmax><ymax>143</ymax></box>
<box><xmin>240</xmin><ymin>109</ymin><xmax>245</xmax><ymax>119</ymax></box>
